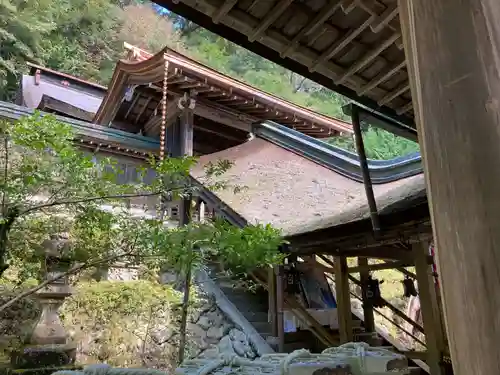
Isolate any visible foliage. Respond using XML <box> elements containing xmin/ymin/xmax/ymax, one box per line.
<box><xmin>0</xmin><ymin>114</ymin><xmax>284</xmax><ymax>288</ymax></box>
<box><xmin>0</xmin><ymin>279</ymin><xmax>185</xmax><ymax>370</ymax></box>
<box><xmin>119</xmin><ymin>3</ymin><xmax>185</xmax><ymax>54</ymax></box>
<box><xmin>0</xmin><ymin>0</ymin><xmax>56</xmax><ymax>100</ymax></box>
<box><xmin>327</xmin><ymin>126</ymin><xmax>420</xmax><ymax>160</ymax></box>
<box><xmin>61</xmin><ymin>280</ymin><xmax>181</xmax><ymax>324</ymax></box>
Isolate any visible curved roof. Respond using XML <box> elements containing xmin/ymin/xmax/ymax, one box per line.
<box><xmin>191</xmin><ymin>137</ymin><xmax>424</xmax><ymax>236</ymax></box>
<box><xmin>94</xmin><ymin>44</ymin><xmax>353</xmax><ymax>137</ymax></box>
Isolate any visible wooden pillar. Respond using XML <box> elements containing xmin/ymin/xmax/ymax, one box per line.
<box><xmin>177</xmin><ymin>96</ymin><xmax>194</xmax><ymax>364</ymax></box>
<box><xmin>334</xmin><ymin>256</ymin><xmax>353</xmax><ymax>343</ymax></box>
<box><xmin>268</xmin><ymin>267</ymin><xmax>278</xmax><ymax>338</ymax></box>
<box><xmin>399</xmin><ymin>1</ymin><xmax>500</xmax><ymax>374</ymax></box>
<box><xmin>276</xmin><ymin>265</ymin><xmax>285</xmax><ymax>352</ymax></box>
<box><xmin>358</xmin><ymin>257</ymin><xmax>375</xmax><ymax>335</ymax></box>
<box><xmin>413</xmin><ymin>243</ymin><xmax>445</xmax><ymax>375</ymax></box>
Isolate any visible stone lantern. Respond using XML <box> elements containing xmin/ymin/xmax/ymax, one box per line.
<box><xmin>10</xmin><ymin>233</ymin><xmax>77</xmax><ymax>371</ymax></box>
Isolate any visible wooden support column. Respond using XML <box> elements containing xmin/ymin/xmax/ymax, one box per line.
<box><xmin>177</xmin><ymin>95</ymin><xmax>194</xmax><ymax>364</ymax></box>
<box><xmin>334</xmin><ymin>256</ymin><xmax>353</xmax><ymax>343</ymax></box>
<box><xmin>358</xmin><ymin>257</ymin><xmax>375</xmax><ymax>336</ymax></box>
<box><xmin>413</xmin><ymin>243</ymin><xmax>445</xmax><ymax>375</ymax></box>
<box><xmin>399</xmin><ymin>1</ymin><xmax>500</xmax><ymax>375</ymax></box>
<box><xmin>276</xmin><ymin>265</ymin><xmax>285</xmax><ymax>352</ymax></box>
<box><xmin>268</xmin><ymin>267</ymin><xmax>278</xmax><ymax>338</ymax></box>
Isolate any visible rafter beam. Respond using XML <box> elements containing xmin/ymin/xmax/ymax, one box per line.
<box><xmin>378</xmin><ymin>83</ymin><xmax>410</xmax><ymax>106</ymax></box>
<box><xmin>281</xmin><ymin>0</ymin><xmax>343</xmax><ymax>58</ymax></box>
<box><xmin>396</xmin><ymin>101</ymin><xmax>413</xmax><ymax>115</ymax></box>
<box><xmin>358</xmin><ymin>60</ymin><xmax>406</xmax><ymax>96</ymax></box>
<box><xmin>310</xmin><ymin>15</ymin><xmax>376</xmax><ymax>73</ymax></box>
<box><xmin>370</xmin><ymin>3</ymin><xmax>399</xmax><ymax>33</ymax></box>
<box><xmin>213</xmin><ymin>0</ymin><xmax>238</xmax><ymax>24</ymax></box>
<box><xmin>248</xmin><ymin>0</ymin><xmax>294</xmax><ymax>42</ymax></box>
<box><xmin>134</xmin><ymin>97</ymin><xmax>152</xmax><ymax>124</ymax></box>
<box><xmin>335</xmin><ymin>33</ymin><xmax>401</xmax><ymax>85</ymax></box>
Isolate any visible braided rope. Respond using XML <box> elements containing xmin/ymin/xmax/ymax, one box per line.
<box><xmin>49</xmin><ymin>344</ymin><xmax>405</xmax><ymax>375</ymax></box>
<box><xmin>159</xmin><ymin>54</ymin><xmax>169</xmax><ymax>161</ymax></box>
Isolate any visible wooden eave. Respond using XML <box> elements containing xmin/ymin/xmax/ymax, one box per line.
<box><xmin>153</xmin><ymin>0</ymin><xmax>416</xmax><ymax>134</ymax></box>
<box><xmin>94</xmin><ymin>44</ymin><xmax>353</xmax><ymax>138</ymax></box>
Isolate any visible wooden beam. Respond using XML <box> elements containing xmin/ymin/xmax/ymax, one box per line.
<box><xmin>194</xmin><ymin>99</ymin><xmax>253</xmax><ymax>132</ymax></box>
<box><xmin>357</xmin><ymin>60</ymin><xmax>406</xmax><ymax>96</ymax></box>
<box><xmin>276</xmin><ymin>266</ymin><xmax>285</xmax><ymax>352</ymax></box>
<box><xmin>348</xmin><ymin>260</ymin><xmax>412</xmax><ymax>273</ymax></box>
<box><xmin>399</xmin><ymin>1</ymin><xmax>500</xmax><ymax>375</ymax></box>
<box><xmin>413</xmin><ymin>243</ymin><xmax>445</xmax><ymax>375</ymax></box>
<box><xmin>213</xmin><ymin>0</ymin><xmax>238</xmax><ymax>23</ymax></box>
<box><xmin>248</xmin><ymin>0</ymin><xmax>294</xmax><ymax>42</ymax></box>
<box><xmin>334</xmin><ymin>256</ymin><xmax>353</xmax><ymax>343</ymax></box>
<box><xmin>180</xmin><ymin>96</ymin><xmax>194</xmax><ymax>157</ymax></box>
<box><xmin>281</xmin><ymin>0</ymin><xmax>343</xmax><ymax>58</ymax></box>
<box><xmin>310</xmin><ymin>15</ymin><xmax>376</xmax><ymax>73</ymax></box>
<box><xmin>268</xmin><ymin>267</ymin><xmax>278</xmax><ymax>338</ymax></box>
<box><xmin>134</xmin><ymin>97</ymin><xmax>152</xmax><ymax>124</ymax></box>
<box><xmin>335</xmin><ymin>33</ymin><xmax>401</xmax><ymax>85</ymax></box>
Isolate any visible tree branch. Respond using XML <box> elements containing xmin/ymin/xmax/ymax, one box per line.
<box><xmin>19</xmin><ymin>191</ymin><xmax>164</xmax><ymax>216</ymax></box>
<box><xmin>1</xmin><ymin>135</ymin><xmax>8</xmax><ymax>214</ymax></box>
<box><xmin>0</xmin><ymin>250</ymin><xmax>134</xmax><ymax>313</ymax></box>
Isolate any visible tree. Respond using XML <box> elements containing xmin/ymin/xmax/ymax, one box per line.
<box><xmin>0</xmin><ymin>0</ymin><xmax>55</xmax><ymax>100</ymax></box>
<box><xmin>0</xmin><ymin>114</ymin><xmax>285</xmax><ymax>286</ymax></box>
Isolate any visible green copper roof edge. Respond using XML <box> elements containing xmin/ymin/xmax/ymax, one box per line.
<box><xmin>0</xmin><ymin>101</ymin><xmax>160</xmax><ymax>152</ymax></box>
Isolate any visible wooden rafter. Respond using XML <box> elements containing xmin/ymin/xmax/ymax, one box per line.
<box><xmin>155</xmin><ymin>0</ymin><xmax>417</xmax><ymax>128</ymax></box>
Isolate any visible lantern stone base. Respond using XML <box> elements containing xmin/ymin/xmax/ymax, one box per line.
<box><xmin>10</xmin><ymin>344</ymin><xmax>76</xmax><ymax>370</ymax></box>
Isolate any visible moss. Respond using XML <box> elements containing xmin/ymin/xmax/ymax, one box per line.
<box><xmin>1</xmin><ymin>279</ymin><xmax>188</xmax><ymax>370</ymax></box>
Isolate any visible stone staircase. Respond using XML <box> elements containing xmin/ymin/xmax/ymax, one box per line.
<box><xmin>206</xmin><ymin>265</ymin><xmax>428</xmax><ymax>374</ymax></box>
<box><xmin>209</xmin><ymin>266</ymin><xmax>315</xmax><ymax>353</ymax></box>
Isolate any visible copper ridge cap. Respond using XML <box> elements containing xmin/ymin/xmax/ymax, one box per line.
<box><xmin>122</xmin><ymin>42</ymin><xmax>353</xmax><ymax>134</ymax></box>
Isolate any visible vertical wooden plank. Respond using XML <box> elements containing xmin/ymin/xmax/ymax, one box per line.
<box><xmin>334</xmin><ymin>256</ymin><xmax>353</xmax><ymax>343</ymax></box>
<box><xmin>180</xmin><ymin>98</ymin><xmax>194</xmax><ymax>157</ymax></box>
<box><xmin>358</xmin><ymin>257</ymin><xmax>375</xmax><ymax>336</ymax></box>
<box><xmin>399</xmin><ymin>1</ymin><xmax>500</xmax><ymax>375</ymax></box>
<box><xmin>276</xmin><ymin>265</ymin><xmax>285</xmax><ymax>352</ymax></box>
<box><xmin>413</xmin><ymin>243</ymin><xmax>444</xmax><ymax>375</ymax></box>
<box><xmin>177</xmin><ymin>98</ymin><xmax>194</xmax><ymax>364</ymax></box>
<box><xmin>268</xmin><ymin>266</ymin><xmax>278</xmax><ymax>338</ymax></box>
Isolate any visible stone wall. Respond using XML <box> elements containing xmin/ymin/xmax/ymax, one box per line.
<box><xmin>82</xmin><ymin>270</ymin><xmax>260</xmax><ymax>363</ymax></box>
<box><xmin>189</xmin><ymin>293</ymin><xmax>258</xmax><ymax>360</ymax></box>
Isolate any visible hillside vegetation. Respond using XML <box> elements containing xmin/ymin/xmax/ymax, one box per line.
<box><xmin>0</xmin><ymin>0</ymin><xmax>418</xmax><ymax>160</ymax></box>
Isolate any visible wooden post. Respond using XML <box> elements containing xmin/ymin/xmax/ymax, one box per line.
<box><xmin>399</xmin><ymin>1</ymin><xmax>500</xmax><ymax>374</ymax></box>
<box><xmin>268</xmin><ymin>267</ymin><xmax>278</xmax><ymax>338</ymax></box>
<box><xmin>358</xmin><ymin>257</ymin><xmax>375</xmax><ymax>336</ymax></box>
<box><xmin>276</xmin><ymin>265</ymin><xmax>285</xmax><ymax>352</ymax></box>
<box><xmin>177</xmin><ymin>95</ymin><xmax>194</xmax><ymax>364</ymax></box>
<box><xmin>334</xmin><ymin>256</ymin><xmax>353</xmax><ymax>343</ymax></box>
<box><xmin>413</xmin><ymin>243</ymin><xmax>445</xmax><ymax>375</ymax></box>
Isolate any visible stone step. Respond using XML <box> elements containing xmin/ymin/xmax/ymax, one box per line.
<box><xmin>220</xmin><ymin>286</ymin><xmax>268</xmax><ymax>299</ymax></box>
<box><xmin>251</xmin><ymin>321</ymin><xmax>270</xmax><ymax>334</ymax></box>
<box><xmin>407</xmin><ymin>367</ymin><xmax>425</xmax><ymax>375</ymax></box>
<box><xmin>241</xmin><ymin>311</ymin><xmax>269</xmax><ymax>323</ymax></box>
<box><xmin>225</xmin><ymin>296</ymin><xmax>268</xmax><ymax>311</ymax></box>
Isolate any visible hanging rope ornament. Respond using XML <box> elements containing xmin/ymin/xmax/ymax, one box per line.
<box><xmin>160</xmin><ymin>55</ymin><xmax>169</xmax><ymax>161</ymax></box>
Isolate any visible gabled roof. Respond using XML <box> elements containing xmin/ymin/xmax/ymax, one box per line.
<box><xmin>94</xmin><ymin>43</ymin><xmax>353</xmax><ymax>138</ymax></box>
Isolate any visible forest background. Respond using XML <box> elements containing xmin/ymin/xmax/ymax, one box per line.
<box><xmin>0</xmin><ymin>0</ymin><xmax>419</xmax><ymax>160</ymax></box>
